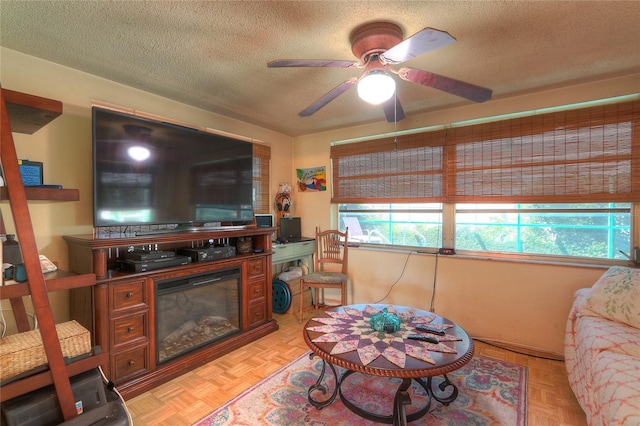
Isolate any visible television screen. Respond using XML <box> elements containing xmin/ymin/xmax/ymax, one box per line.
<box><xmin>93</xmin><ymin>107</ymin><xmax>254</xmax><ymax>228</ymax></box>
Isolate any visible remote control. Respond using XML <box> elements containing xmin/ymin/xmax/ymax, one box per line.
<box><xmin>407</xmin><ymin>334</ymin><xmax>440</xmax><ymax>344</ymax></box>
<box><xmin>415</xmin><ymin>324</ymin><xmax>446</xmax><ymax>336</ymax></box>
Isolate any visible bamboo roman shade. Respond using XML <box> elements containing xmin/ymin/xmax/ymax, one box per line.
<box><xmin>253</xmin><ymin>143</ymin><xmax>271</xmax><ymax>213</ymax></box>
<box><xmin>331</xmin><ymin>100</ymin><xmax>640</xmax><ymax>204</ymax></box>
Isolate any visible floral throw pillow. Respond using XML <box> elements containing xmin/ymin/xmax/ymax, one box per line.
<box><xmin>585</xmin><ymin>266</ymin><xmax>640</xmax><ymax>329</ymax></box>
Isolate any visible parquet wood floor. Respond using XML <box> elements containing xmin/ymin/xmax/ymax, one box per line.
<box><xmin>125</xmin><ymin>312</ymin><xmax>587</xmax><ymax>425</ymax></box>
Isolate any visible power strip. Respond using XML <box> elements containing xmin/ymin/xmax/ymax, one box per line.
<box><xmin>438</xmin><ymin>248</ymin><xmax>456</xmax><ymax>255</ymax></box>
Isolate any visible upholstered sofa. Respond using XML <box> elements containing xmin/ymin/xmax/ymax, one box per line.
<box><xmin>565</xmin><ymin>266</ymin><xmax>640</xmax><ymax>425</ymax></box>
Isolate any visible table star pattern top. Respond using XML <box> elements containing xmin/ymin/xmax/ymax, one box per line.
<box><xmin>306</xmin><ymin>305</ymin><xmax>462</xmax><ymax>368</ymax></box>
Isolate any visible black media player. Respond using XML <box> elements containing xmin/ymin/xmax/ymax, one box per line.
<box><xmin>178</xmin><ymin>245</ymin><xmax>236</xmax><ymax>262</ymax></box>
<box><xmin>119</xmin><ymin>255</ymin><xmax>191</xmax><ymax>273</ymax></box>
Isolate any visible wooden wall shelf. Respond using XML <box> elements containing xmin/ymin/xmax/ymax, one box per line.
<box><xmin>0</xmin><ymin>88</ymin><xmax>78</xmax><ymax>205</ymax></box>
<box><xmin>0</xmin><ymin>186</ymin><xmax>80</xmax><ymax>202</ymax></box>
<box><xmin>3</xmin><ymin>88</ymin><xmax>62</xmax><ymax>134</ymax></box>
<box><xmin>0</xmin><ymin>87</ymin><xmax>100</xmax><ymax>421</ymax></box>
<box><xmin>0</xmin><ymin>271</ymin><xmax>96</xmax><ymax>300</ymax></box>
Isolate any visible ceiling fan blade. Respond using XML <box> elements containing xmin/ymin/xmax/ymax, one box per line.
<box><xmin>381</xmin><ymin>28</ymin><xmax>455</xmax><ymax>63</ymax></box>
<box><xmin>299</xmin><ymin>77</ymin><xmax>358</xmax><ymax>117</ymax></box>
<box><xmin>268</xmin><ymin>59</ymin><xmax>360</xmax><ymax>68</ymax></box>
<box><xmin>382</xmin><ymin>96</ymin><xmax>405</xmax><ymax>122</ymax></box>
<box><xmin>398</xmin><ymin>67</ymin><xmax>492</xmax><ymax>103</ymax></box>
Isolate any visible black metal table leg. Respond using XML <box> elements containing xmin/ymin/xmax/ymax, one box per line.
<box><xmin>338</xmin><ymin>372</ymin><xmax>433</xmax><ymax>424</ymax></box>
<box><xmin>307</xmin><ymin>356</ymin><xmax>459</xmax><ymax>425</ymax></box>
<box><xmin>392</xmin><ymin>378</ymin><xmax>412</xmax><ymax>426</ymax></box>
<box><xmin>307</xmin><ymin>353</ymin><xmax>339</xmax><ymax>409</ymax></box>
<box><xmin>426</xmin><ymin>373</ymin><xmax>459</xmax><ymax>405</ymax></box>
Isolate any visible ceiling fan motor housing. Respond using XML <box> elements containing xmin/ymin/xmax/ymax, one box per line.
<box><xmin>350</xmin><ymin>22</ymin><xmax>404</xmax><ymax>62</ymax></box>
<box><xmin>267</xmin><ymin>20</ymin><xmax>492</xmax><ymax>119</ymax></box>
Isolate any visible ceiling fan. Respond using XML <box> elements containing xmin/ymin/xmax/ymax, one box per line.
<box><xmin>268</xmin><ymin>21</ymin><xmax>492</xmax><ymax>122</ymax></box>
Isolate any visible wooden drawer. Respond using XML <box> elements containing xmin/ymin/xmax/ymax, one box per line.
<box><xmin>293</xmin><ymin>240</ymin><xmax>314</xmax><ymax>256</ymax></box>
<box><xmin>112</xmin><ymin>312</ymin><xmax>147</xmax><ymax>347</ymax></box>
<box><xmin>271</xmin><ymin>244</ymin><xmax>295</xmax><ymax>263</ymax></box>
<box><xmin>246</xmin><ymin>258</ymin><xmax>265</xmax><ymax>278</ymax></box>
<box><xmin>112</xmin><ymin>345</ymin><xmax>148</xmax><ymax>383</ymax></box>
<box><xmin>247</xmin><ymin>302</ymin><xmax>266</xmax><ymax>327</ymax></box>
<box><xmin>110</xmin><ymin>279</ymin><xmax>147</xmax><ymax>313</ymax></box>
<box><xmin>247</xmin><ymin>280</ymin><xmax>265</xmax><ymax>302</ymax></box>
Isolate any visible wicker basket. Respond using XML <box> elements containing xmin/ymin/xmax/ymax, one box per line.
<box><xmin>0</xmin><ymin>320</ymin><xmax>91</xmax><ymax>381</ymax></box>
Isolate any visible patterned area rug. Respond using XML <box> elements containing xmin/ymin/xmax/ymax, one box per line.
<box><xmin>194</xmin><ymin>352</ymin><xmax>527</xmax><ymax>426</ymax></box>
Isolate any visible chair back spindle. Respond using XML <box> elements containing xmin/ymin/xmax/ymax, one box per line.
<box><xmin>299</xmin><ymin>227</ymin><xmax>349</xmax><ymax>322</ymax></box>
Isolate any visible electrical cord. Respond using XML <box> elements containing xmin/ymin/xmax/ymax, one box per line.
<box><xmin>299</xmin><ymin>260</ymin><xmax>310</xmax><ymax>275</ymax></box>
<box><xmin>0</xmin><ymin>308</ymin><xmax>6</xmax><ymax>338</ymax></box>
<box><xmin>372</xmin><ymin>250</ymin><xmax>440</xmax><ymax>307</ymax></box>
<box><xmin>98</xmin><ymin>365</ymin><xmax>134</xmax><ymax>425</ymax></box>
<box><xmin>414</xmin><ymin>250</ymin><xmax>440</xmax><ymax>311</ymax></box>
<box><xmin>0</xmin><ymin>308</ymin><xmax>39</xmax><ymax>336</ymax></box>
<box><xmin>373</xmin><ymin>251</ymin><xmax>414</xmax><ymax>304</ymax></box>
<box><xmin>472</xmin><ymin>337</ymin><xmax>565</xmax><ymax>362</ymax></box>
<box><xmin>363</xmin><ymin>250</ymin><xmax>564</xmax><ymax>362</ymax></box>
<box><xmin>430</xmin><ymin>252</ymin><xmax>439</xmax><ymax>312</ymax></box>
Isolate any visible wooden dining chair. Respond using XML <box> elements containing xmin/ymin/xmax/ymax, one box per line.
<box><xmin>299</xmin><ymin>227</ymin><xmax>349</xmax><ymax>322</ymax></box>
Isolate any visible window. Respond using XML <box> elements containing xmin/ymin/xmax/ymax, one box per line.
<box><xmin>338</xmin><ymin>203</ymin><xmax>443</xmax><ymax>247</ymax></box>
<box><xmin>253</xmin><ymin>143</ymin><xmax>271</xmax><ymax>214</ymax></box>
<box><xmin>455</xmin><ymin>203</ymin><xmax>631</xmax><ymax>260</ymax></box>
<box><xmin>332</xmin><ymin>99</ymin><xmax>639</xmax><ymax>262</ymax></box>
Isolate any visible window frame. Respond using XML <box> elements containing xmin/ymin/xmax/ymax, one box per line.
<box><xmin>338</xmin><ymin>201</ymin><xmax>635</xmax><ymax>265</ymax></box>
<box><xmin>332</xmin><ymin>98</ymin><xmax>640</xmax><ymax>265</ymax></box>
<box><xmin>338</xmin><ymin>203</ymin><xmax>444</xmax><ymax>248</ymax></box>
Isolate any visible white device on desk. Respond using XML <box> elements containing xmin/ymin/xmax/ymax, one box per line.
<box><xmin>255</xmin><ymin>213</ymin><xmax>274</xmax><ymax>228</ymax></box>
<box><xmin>255</xmin><ymin>213</ymin><xmax>276</xmax><ymax>241</ymax></box>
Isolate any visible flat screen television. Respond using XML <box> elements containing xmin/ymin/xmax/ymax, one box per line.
<box><xmin>92</xmin><ymin>107</ymin><xmax>254</xmax><ymax>230</ymax></box>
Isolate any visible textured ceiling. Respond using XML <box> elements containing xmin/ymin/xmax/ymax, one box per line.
<box><xmin>1</xmin><ymin>1</ymin><xmax>639</xmax><ymax>137</ymax></box>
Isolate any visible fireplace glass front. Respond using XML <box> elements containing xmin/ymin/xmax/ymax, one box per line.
<box><xmin>155</xmin><ymin>266</ymin><xmax>241</xmax><ymax>363</ymax></box>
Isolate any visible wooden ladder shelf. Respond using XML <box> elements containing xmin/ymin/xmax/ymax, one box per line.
<box><xmin>0</xmin><ymin>87</ymin><xmax>106</xmax><ymax>422</ymax></box>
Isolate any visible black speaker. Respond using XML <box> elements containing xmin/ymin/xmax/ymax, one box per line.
<box><xmin>1</xmin><ymin>369</ymin><xmax>107</xmax><ymax>426</ymax></box>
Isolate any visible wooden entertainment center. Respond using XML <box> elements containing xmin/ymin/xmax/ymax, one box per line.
<box><xmin>65</xmin><ymin>227</ymin><xmax>279</xmax><ymax>399</ymax></box>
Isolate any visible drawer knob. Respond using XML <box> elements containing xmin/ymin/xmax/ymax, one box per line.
<box><xmin>126</xmin><ymin>292</ymin><xmax>134</xmax><ymax>298</ymax></box>
<box><xmin>254</xmin><ymin>288</ymin><xmax>260</xmax><ymax>294</ymax></box>
<box><xmin>127</xmin><ymin>326</ymin><xmax>134</xmax><ymax>333</ymax></box>
<box><xmin>128</xmin><ymin>360</ymin><xmax>135</xmax><ymax>367</ymax></box>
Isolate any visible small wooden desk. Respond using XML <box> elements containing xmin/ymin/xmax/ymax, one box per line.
<box><xmin>271</xmin><ymin>239</ymin><xmax>315</xmax><ymax>313</ymax></box>
<box><xmin>271</xmin><ymin>239</ymin><xmax>314</xmax><ymax>271</ymax></box>
<box><xmin>303</xmin><ymin>304</ymin><xmax>474</xmax><ymax>425</ymax></box>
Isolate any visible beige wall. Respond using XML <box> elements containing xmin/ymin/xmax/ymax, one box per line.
<box><xmin>347</xmin><ymin>250</ymin><xmax>606</xmax><ymax>356</ymax></box>
<box><xmin>290</xmin><ymin>72</ymin><xmax>639</xmax><ymax>356</ymax></box>
<box><xmin>1</xmin><ymin>48</ymin><xmax>292</xmax><ymax>331</ymax></box>
<box><xmin>2</xmin><ymin>47</ymin><xmax>638</xmax><ymax>355</ymax></box>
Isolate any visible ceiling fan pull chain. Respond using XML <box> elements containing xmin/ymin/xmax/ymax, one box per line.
<box><xmin>394</xmin><ymin>90</ymin><xmax>398</xmax><ymax>150</ymax></box>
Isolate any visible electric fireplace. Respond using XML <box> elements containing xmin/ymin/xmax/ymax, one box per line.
<box><xmin>155</xmin><ymin>267</ymin><xmax>241</xmax><ymax>363</ymax></box>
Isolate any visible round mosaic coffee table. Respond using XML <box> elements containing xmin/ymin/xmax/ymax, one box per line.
<box><xmin>303</xmin><ymin>304</ymin><xmax>474</xmax><ymax>426</ymax></box>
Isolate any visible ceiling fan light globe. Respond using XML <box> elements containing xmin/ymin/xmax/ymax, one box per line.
<box><xmin>357</xmin><ymin>72</ymin><xmax>396</xmax><ymax>105</ymax></box>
